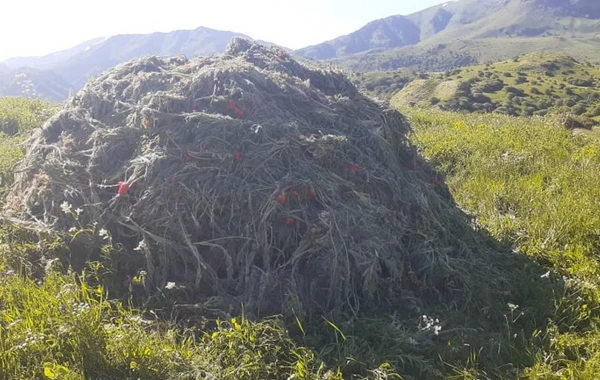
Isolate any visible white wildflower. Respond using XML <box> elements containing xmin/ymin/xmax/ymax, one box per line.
<box><xmin>75</xmin><ymin>208</ymin><xmax>83</xmax><ymax>216</ymax></box>
<box><xmin>98</xmin><ymin>228</ymin><xmax>109</xmax><ymax>240</ymax></box>
<box><xmin>419</xmin><ymin>315</ymin><xmax>442</xmax><ymax>336</ymax></box>
<box><xmin>165</xmin><ymin>282</ymin><xmax>177</xmax><ymax>290</ymax></box>
<box><xmin>134</xmin><ymin>240</ymin><xmax>146</xmax><ymax>251</ymax></box>
<box><xmin>60</xmin><ymin>201</ymin><xmax>72</xmax><ymax>214</ymax></box>
<box><xmin>68</xmin><ymin>227</ymin><xmax>77</xmax><ymax>233</ymax></box>
<box><xmin>507</xmin><ymin>303</ymin><xmax>519</xmax><ymax>312</ymax></box>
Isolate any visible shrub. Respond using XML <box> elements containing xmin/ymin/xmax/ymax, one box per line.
<box><xmin>589</xmin><ymin>105</ymin><xmax>600</xmax><ymax>117</ymax></box>
<box><xmin>505</xmin><ymin>86</ymin><xmax>525</xmax><ymax>96</ymax></box>
<box><xmin>571</xmin><ymin>103</ymin><xmax>588</xmax><ymax>115</ymax></box>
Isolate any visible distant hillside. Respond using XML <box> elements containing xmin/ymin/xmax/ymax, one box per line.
<box><xmin>391</xmin><ymin>52</ymin><xmax>600</xmax><ymax>124</ymax></box>
<box><xmin>2</xmin><ymin>37</ymin><xmax>107</xmax><ymax>71</ymax></box>
<box><xmin>297</xmin><ymin>0</ymin><xmax>600</xmax><ymax>71</ymax></box>
<box><xmin>296</xmin><ymin>15</ymin><xmax>425</xmax><ymax>60</ymax></box>
<box><xmin>348</xmin><ymin>68</ymin><xmax>419</xmax><ymax>101</ymax></box>
<box><xmin>0</xmin><ymin>68</ymin><xmax>71</xmax><ymax>102</ymax></box>
<box><xmin>2</xmin><ymin>27</ymin><xmax>278</xmax><ymax>91</ymax></box>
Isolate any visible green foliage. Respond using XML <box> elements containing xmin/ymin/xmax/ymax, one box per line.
<box><xmin>392</xmin><ymin>53</ymin><xmax>600</xmax><ymax>123</ymax></box>
<box><xmin>0</xmin><ymin>97</ymin><xmax>57</xmax><ymax>135</ymax></box>
<box><xmin>0</xmin><ymin>97</ymin><xmax>58</xmax><ymax>195</ymax></box>
<box><xmin>407</xmin><ymin>109</ymin><xmax>600</xmax><ymax>378</ymax></box>
<box><xmin>338</xmin><ymin>46</ymin><xmax>478</xmax><ymax>73</ymax></box>
<box><xmin>0</xmin><ymin>254</ymin><xmax>345</xmax><ymax>379</ymax></box>
<box><xmin>349</xmin><ymin>69</ymin><xmax>417</xmax><ymax>100</ymax></box>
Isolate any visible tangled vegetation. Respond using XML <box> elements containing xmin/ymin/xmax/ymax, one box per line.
<box><xmin>5</xmin><ymin>38</ymin><xmax>513</xmax><ymax>326</ymax></box>
<box><xmin>0</xmin><ymin>40</ymin><xmax>565</xmax><ymax>379</ymax></box>
<box><xmin>5</xmin><ymin>40</ymin><xmax>600</xmax><ymax>378</ymax></box>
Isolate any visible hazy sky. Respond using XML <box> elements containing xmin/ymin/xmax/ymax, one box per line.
<box><xmin>0</xmin><ymin>0</ymin><xmax>447</xmax><ymax>61</ymax></box>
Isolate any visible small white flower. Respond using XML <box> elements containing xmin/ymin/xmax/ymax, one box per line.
<box><xmin>419</xmin><ymin>315</ymin><xmax>442</xmax><ymax>335</ymax></box>
<box><xmin>98</xmin><ymin>229</ymin><xmax>109</xmax><ymax>240</ymax></box>
<box><xmin>75</xmin><ymin>208</ymin><xmax>83</xmax><ymax>216</ymax></box>
<box><xmin>165</xmin><ymin>282</ymin><xmax>177</xmax><ymax>290</ymax></box>
<box><xmin>68</xmin><ymin>227</ymin><xmax>77</xmax><ymax>233</ymax></box>
<box><xmin>508</xmin><ymin>303</ymin><xmax>519</xmax><ymax>311</ymax></box>
<box><xmin>60</xmin><ymin>201</ymin><xmax>72</xmax><ymax>214</ymax></box>
<box><xmin>134</xmin><ymin>240</ymin><xmax>146</xmax><ymax>251</ymax></box>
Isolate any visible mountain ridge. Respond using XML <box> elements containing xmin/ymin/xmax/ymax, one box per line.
<box><xmin>4</xmin><ymin>0</ymin><xmax>600</xmax><ymax>101</ymax></box>
<box><xmin>296</xmin><ymin>0</ymin><xmax>600</xmax><ymax>70</ymax></box>
<box><xmin>2</xmin><ymin>26</ymin><xmax>279</xmax><ymax>91</ymax></box>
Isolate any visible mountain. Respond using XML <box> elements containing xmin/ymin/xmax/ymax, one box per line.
<box><xmin>296</xmin><ymin>16</ymin><xmax>424</xmax><ymax>60</ymax></box>
<box><xmin>0</xmin><ymin>68</ymin><xmax>71</xmax><ymax>102</ymax></box>
<box><xmin>2</xmin><ymin>37</ymin><xmax>107</xmax><ymax>71</ymax></box>
<box><xmin>2</xmin><ymin>27</ymin><xmax>278</xmax><ymax>91</ymax></box>
<box><xmin>296</xmin><ymin>5</ymin><xmax>454</xmax><ymax>61</ymax></box>
<box><xmin>296</xmin><ymin>0</ymin><xmax>600</xmax><ymax>71</ymax></box>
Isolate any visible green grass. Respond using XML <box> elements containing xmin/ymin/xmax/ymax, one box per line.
<box><xmin>0</xmin><ymin>248</ymin><xmax>350</xmax><ymax>379</ymax></box>
<box><xmin>407</xmin><ymin>108</ymin><xmax>600</xmax><ymax>378</ymax></box>
<box><xmin>0</xmin><ymin>97</ymin><xmax>58</xmax><ymax>196</ymax></box>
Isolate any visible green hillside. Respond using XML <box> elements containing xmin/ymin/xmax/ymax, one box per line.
<box><xmin>336</xmin><ymin>36</ymin><xmax>600</xmax><ymax>73</ymax></box>
<box><xmin>299</xmin><ymin>0</ymin><xmax>600</xmax><ymax>72</ymax></box>
<box><xmin>348</xmin><ymin>68</ymin><xmax>418</xmax><ymax>100</ymax></box>
<box><xmin>392</xmin><ymin>52</ymin><xmax>600</xmax><ymax>123</ymax></box>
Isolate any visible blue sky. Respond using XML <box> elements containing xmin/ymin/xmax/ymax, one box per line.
<box><xmin>1</xmin><ymin>0</ymin><xmax>447</xmax><ymax>60</ymax></box>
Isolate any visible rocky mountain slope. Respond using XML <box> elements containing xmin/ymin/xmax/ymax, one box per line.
<box><xmin>297</xmin><ymin>0</ymin><xmax>600</xmax><ymax>71</ymax></box>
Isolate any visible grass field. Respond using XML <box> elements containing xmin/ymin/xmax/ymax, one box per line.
<box><xmin>407</xmin><ymin>108</ymin><xmax>600</xmax><ymax>378</ymax></box>
<box><xmin>0</xmin><ymin>97</ymin><xmax>58</xmax><ymax>197</ymax></box>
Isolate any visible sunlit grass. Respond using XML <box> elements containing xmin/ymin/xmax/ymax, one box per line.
<box><xmin>408</xmin><ymin>108</ymin><xmax>600</xmax><ymax>378</ymax></box>
<box><xmin>0</xmin><ymin>260</ymin><xmax>345</xmax><ymax>379</ymax></box>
